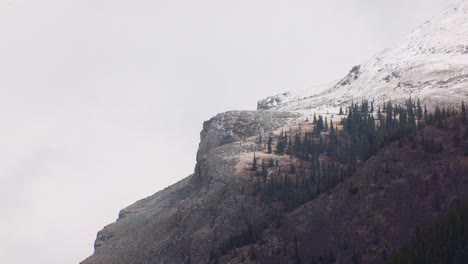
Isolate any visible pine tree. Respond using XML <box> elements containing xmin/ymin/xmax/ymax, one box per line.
<box><xmin>424</xmin><ymin>104</ymin><xmax>428</xmax><ymax>122</ymax></box>
<box><xmin>277</xmin><ymin>130</ymin><xmax>285</xmax><ymax>154</ymax></box>
<box><xmin>313</xmin><ymin>114</ymin><xmax>317</xmax><ymax>135</ymax></box>
<box><xmin>417</xmin><ymin>98</ymin><xmax>423</xmax><ymax>120</ymax></box>
<box><xmin>261</xmin><ymin>159</ymin><xmax>267</xmax><ymax>180</ymax></box>
<box><xmin>289</xmin><ymin>163</ymin><xmax>296</xmax><ymax>174</ymax></box>
<box><xmin>386</xmin><ymin>101</ymin><xmax>393</xmax><ymax>127</ymax></box>
<box><xmin>407</xmin><ymin>98</ymin><xmax>415</xmax><ymax>127</ymax></box>
<box><xmin>287</xmin><ymin>135</ymin><xmax>293</xmax><ymax>155</ymax></box>
<box><xmin>267</xmin><ymin>136</ymin><xmax>273</xmax><ymax>154</ymax></box>
<box><xmin>316</xmin><ymin>115</ymin><xmax>324</xmax><ymax>135</ymax></box>
<box><xmin>252</xmin><ymin>153</ymin><xmax>258</xmax><ymax>171</ymax></box>
<box><xmin>462</xmin><ymin>101</ymin><xmax>466</xmax><ymax>122</ymax></box>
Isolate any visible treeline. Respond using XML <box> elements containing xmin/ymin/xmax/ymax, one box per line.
<box><xmin>210</xmin><ymin>98</ymin><xmax>466</xmax><ymax>262</ymax></box>
<box><xmin>209</xmin><ymin>211</ymin><xmax>283</xmax><ymax>262</ymax></box>
<box><xmin>384</xmin><ymin>200</ymin><xmax>468</xmax><ymax>264</ymax></box>
<box><xmin>253</xmin><ymin>98</ymin><xmax>463</xmax><ymax>211</ymax></box>
<box><xmin>209</xmin><ymin>220</ymin><xmax>267</xmax><ymax>261</ymax></box>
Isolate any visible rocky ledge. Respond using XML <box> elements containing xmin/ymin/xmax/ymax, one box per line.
<box><xmin>82</xmin><ymin>110</ymin><xmax>300</xmax><ymax>264</ymax></box>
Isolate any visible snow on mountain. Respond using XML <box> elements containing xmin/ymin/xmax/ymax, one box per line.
<box><xmin>258</xmin><ymin>1</ymin><xmax>468</xmax><ymax>112</ymax></box>
<box><xmin>256</xmin><ymin>82</ymin><xmax>335</xmax><ymax>110</ymax></box>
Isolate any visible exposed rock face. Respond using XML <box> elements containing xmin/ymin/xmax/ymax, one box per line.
<box><xmin>257</xmin><ymin>93</ymin><xmax>293</xmax><ymax>111</ymax></box>
<box><xmin>197</xmin><ymin>111</ymin><xmax>301</xmax><ymax>159</ymax></box>
<box><xmin>82</xmin><ymin>111</ymin><xmax>299</xmax><ymax>264</ymax></box>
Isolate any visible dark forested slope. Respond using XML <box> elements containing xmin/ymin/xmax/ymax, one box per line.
<box><xmin>220</xmin><ymin>113</ymin><xmax>468</xmax><ymax>264</ymax></box>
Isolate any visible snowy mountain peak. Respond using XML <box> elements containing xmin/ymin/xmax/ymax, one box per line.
<box><xmin>394</xmin><ymin>0</ymin><xmax>468</xmax><ymax>57</ymax></box>
<box><xmin>258</xmin><ymin>1</ymin><xmax>468</xmax><ymax>112</ymax></box>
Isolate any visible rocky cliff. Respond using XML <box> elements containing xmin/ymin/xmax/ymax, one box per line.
<box><xmin>82</xmin><ymin>111</ymin><xmax>300</xmax><ymax>264</ymax></box>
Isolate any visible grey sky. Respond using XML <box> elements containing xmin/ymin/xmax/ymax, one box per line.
<box><xmin>0</xmin><ymin>0</ymin><xmax>460</xmax><ymax>263</ymax></box>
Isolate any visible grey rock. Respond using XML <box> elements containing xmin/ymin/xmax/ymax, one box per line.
<box><xmin>81</xmin><ymin>110</ymin><xmax>299</xmax><ymax>264</ymax></box>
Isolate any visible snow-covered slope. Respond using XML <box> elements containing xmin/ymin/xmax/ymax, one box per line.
<box><xmin>258</xmin><ymin>1</ymin><xmax>468</xmax><ymax>112</ymax></box>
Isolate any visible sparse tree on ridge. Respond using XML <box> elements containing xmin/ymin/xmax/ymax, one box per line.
<box><xmin>252</xmin><ymin>153</ymin><xmax>258</xmax><ymax>171</ymax></box>
<box><xmin>267</xmin><ymin>136</ymin><xmax>273</xmax><ymax>154</ymax></box>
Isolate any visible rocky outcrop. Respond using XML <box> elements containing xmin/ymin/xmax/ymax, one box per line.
<box><xmin>257</xmin><ymin>93</ymin><xmax>292</xmax><ymax>111</ymax></box>
<box><xmin>197</xmin><ymin>111</ymin><xmax>300</xmax><ymax>158</ymax></box>
<box><xmin>82</xmin><ymin>110</ymin><xmax>299</xmax><ymax>264</ymax></box>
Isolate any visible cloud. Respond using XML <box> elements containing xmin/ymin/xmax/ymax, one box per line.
<box><xmin>0</xmin><ymin>146</ymin><xmax>59</xmax><ymax>215</ymax></box>
<box><xmin>0</xmin><ymin>0</ymin><xmax>460</xmax><ymax>263</ymax></box>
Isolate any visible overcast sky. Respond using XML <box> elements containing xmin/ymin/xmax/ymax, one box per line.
<box><xmin>0</xmin><ymin>0</ymin><xmax>460</xmax><ymax>263</ymax></box>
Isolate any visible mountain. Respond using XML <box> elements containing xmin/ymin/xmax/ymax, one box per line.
<box><xmin>258</xmin><ymin>1</ymin><xmax>468</xmax><ymax>112</ymax></box>
<box><xmin>82</xmin><ymin>2</ymin><xmax>468</xmax><ymax>264</ymax></box>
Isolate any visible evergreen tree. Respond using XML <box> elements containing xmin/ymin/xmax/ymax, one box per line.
<box><xmin>252</xmin><ymin>153</ymin><xmax>258</xmax><ymax>171</ymax></box>
<box><xmin>385</xmin><ymin>201</ymin><xmax>468</xmax><ymax>264</ymax></box>
<box><xmin>261</xmin><ymin>159</ymin><xmax>267</xmax><ymax>180</ymax></box>
<box><xmin>407</xmin><ymin>98</ymin><xmax>416</xmax><ymax>127</ymax></box>
<box><xmin>462</xmin><ymin>101</ymin><xmax>466</xmax><ymax>122</ymax></box>
<box><xmin>386</xmin><ymin>101</ymin><xmax>393</xmax><ymax>128</ymax></box>
<box><xmin>316</xmin><ymin>115</ymin><xmax>324</xmax><ymax>136</ymax></box>
<box><xmin>277</xmin><ymin>130</ymin><xmax>286</xmax><ymax>154</ymax></box>
<box><xmin>313</xmin><ymin>114</ymin><xmax>318</xmax><ymax>135</ymax></box>
<box><xmin>424</xmin><ymin>104</ymin><xmax>428</xmax><ymax>122</ymax></box>
<box><xmin>416</xmin><ymin>98</ymin><xmax>423</xmax><ymax>120</ymax></box>
<box><xmin>267</xmin><ymin>135</ymin><xmax>273</xmax><ymax>154</ymax></box>
<box><xmin>289</xmin><ymin>163</ymin><xmax>296</xmax><ymax>174</ymax></box>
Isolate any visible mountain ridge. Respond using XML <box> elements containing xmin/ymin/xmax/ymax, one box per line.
<box><xmin>82</xmin><ymin>2</ymin><xmax>468</xmax><ymax>263</ymax></box>
<box><xmin>258</xmin><ymin>1</ymin><xmax>468</xmax><ymax>112</ymax></box>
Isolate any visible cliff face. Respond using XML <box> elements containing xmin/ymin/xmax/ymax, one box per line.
<box><xmin>82</xmin><ymin>111</ymin><xmax>300</xmax><ymax>264</ymax></box>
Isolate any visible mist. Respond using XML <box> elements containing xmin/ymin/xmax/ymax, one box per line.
<box><xmin>0</xmin><ymin>0</ymin><xmax>459</xmax><ymax>263</ymax></box>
